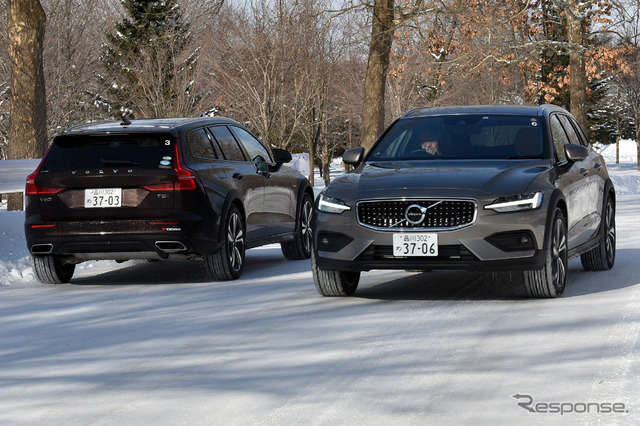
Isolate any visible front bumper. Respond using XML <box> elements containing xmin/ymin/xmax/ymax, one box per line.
<box><xmin>313</xmin><ymin>198</ymin><xmax>549</xmax><ymax>273</ymax></box>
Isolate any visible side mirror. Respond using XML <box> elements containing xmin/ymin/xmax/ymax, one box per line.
<box><xmin>343</xmin><ymin>147</ymin><xmax>365</xmax><ymax>167</ymax></box>
<box><xmin>272</xmin><ymin>148</ymin><xmax>292</xmax><ymax>164</ymax></box>
<box><xmin>565</xmin><ymin>144</ymin><xmax>588</xmax><ymax>162</ymax></box>
<box><xmin>268</xmin><ymin>148</ymin><xmax>292</xmax><ymax>173</ymax></box>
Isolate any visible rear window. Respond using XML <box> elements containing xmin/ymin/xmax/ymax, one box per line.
<box><xmin>40</xmin><ymin>134</ymin><xmax>176</xmax><ymax>172</ymax></box>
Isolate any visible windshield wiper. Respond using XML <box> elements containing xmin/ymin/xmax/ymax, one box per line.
<box><xmin>505</xmin><ymin>156</ymin><xmax>544</xmax><ymax>160</ymax></box>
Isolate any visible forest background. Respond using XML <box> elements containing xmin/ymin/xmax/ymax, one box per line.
<box><xmin>2</xmin><ymin>0</ymin><xmax>640</xmax><ymax>196</ymax></box>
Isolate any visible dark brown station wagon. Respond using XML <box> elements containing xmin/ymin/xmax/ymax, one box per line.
<box><xmin>25</xmin><ymin>117</ymin><xmax>314</xmax><ymax>284</ymax></box>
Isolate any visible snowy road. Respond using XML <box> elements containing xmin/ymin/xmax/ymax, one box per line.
<box><xmin>0</xmin><ymin>194</ymin><xmax>637</xmax><ymax>425</ymax></box>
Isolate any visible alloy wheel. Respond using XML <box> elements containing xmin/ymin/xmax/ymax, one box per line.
<box><xmin>227</xmin><ymin>212</ymin><xmax>244</xmax><ymax>272</ymax></box>
<box><xmin>551</xmin><ymin>216</ymin><xmax>567</xmax><ymax>289</ymax></box>
<box><xmin>604</xmin><ymin>201</ymin><xmax>616</xmax><ymax>264</ymax></box>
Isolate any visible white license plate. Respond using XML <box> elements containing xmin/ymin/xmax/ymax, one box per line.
<box><xmin>393</xmin><ymin>233</ymin><xmax>438</xmax><ymax>257</ymax></box>
<box><xmin>84</xmin><ymin>188</ymin><xmax>122</xmax><ymax>208</ymax></box>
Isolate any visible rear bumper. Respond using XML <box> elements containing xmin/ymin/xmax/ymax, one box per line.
<box><xmin>25</xmin><ymin>216</ymin><xmax>221</xmax><ymax>261</ymax></box>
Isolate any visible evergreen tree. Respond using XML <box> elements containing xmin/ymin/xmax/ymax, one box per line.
<box><xmin>101</xmin><ymin>0</ymin><xmax>197</xmax><ymax>118</ymax></box>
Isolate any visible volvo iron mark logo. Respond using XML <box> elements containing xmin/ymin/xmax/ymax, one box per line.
<box><xmin>405</xmin><ymin>204</ymin><xmax>428</xmax><ymax>225</ymax></box>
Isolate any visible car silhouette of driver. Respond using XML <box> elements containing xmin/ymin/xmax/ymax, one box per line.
<box><xmin>416</xmin><ymin>127</ymin><xmax>441</xmax><ymax>156</ymax></box>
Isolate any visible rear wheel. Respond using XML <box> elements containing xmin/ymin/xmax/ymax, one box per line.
<box><xmin>32</xmin><ymin>255</ymin><xmax>75</xmax><ymax>284</ymax></box>
<box><xmin>312</xmin><ymin>251</ymin><xmax>360</xmax><ymax>296</ymax></box>
<box><xmin>281</xmin><ymin>193</ymin><xmax>314</xmax><ymax>260</ymax></box>
<box><xmin>523</xmin><ymin>208</ymin><xmax>567</xmax><ymax>298</ymax></box>
<box><xmin>204</xmin><ymin>205</ymin><xmax>245</xmax><ymax>281</ymax></box>
<box><xmin>580</xmin><ymin>193</ymin><xmax>615</xmax><ymax>271</ymax></box>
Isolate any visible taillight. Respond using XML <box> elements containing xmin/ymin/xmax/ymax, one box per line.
<box><xmin>175</xmin><ymin>167</ymin><xmax>197</xmax><ymax>190</ymax></box>
<box><xmin>174</xmin><ymin>142</ymin><xmax>198</xmax><ymax>190</ymax></box>
<box><xmin>142</xmin><ymin>182</ymin><xmax>175</xmax><ymax>192</ymax></box>
<box><xmin>25</xmin><ymin>171</ymin><xmax>64</xmax><ymax>195</ymax></box>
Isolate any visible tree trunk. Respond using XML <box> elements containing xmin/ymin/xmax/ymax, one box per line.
<box><xmin>321</xmin><ymin>127</ymin><xmax>330</xmax><ymax>187</ymax></box>
<box><xmin>361</xmin><ymin>0</ymin><xmax>395</xmax><ymax>151</ymax></box>
<box><xmin>636</xmin><ymin>124</ymin><xmax>640</xmax><ymax>171</ymax></box>
<box><xmin>6</xmin><ymin>0</ymin><xmax>48</xmax><ymax>211</ymax></box>
<box><xmin>565</xmin><ymin>0</ymin><xmax>588</xmax><ymax>130</ymax></box>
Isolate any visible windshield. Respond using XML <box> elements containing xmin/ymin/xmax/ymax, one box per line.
<box><xmin>368</xmin><ymin>115</ymin><xmax>547</xmax><ymax>161</ymax></box>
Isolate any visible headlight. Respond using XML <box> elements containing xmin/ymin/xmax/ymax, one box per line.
<box><xmin>318</xmin><ymin>194</ymin><xmax>351</xmax><ymax>214</ymax></box>
<box><xmin>484</xmin><ymin>192</ymin><xmax>543</xmax><ymax>213</ymax></box>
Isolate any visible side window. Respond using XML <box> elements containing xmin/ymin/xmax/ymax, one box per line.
<box><xmin>549</xmin><ymin>114</ymin><xmax>569</xmax><ymax>162</ymax></box>
<box><xmin>208</xmin><ymin>126</ymin><xmax>246</xmax><ymax>161</ymax></box>
<box><xmin>230</xmin><ymin>126</ymin><xmax>272</xmax><ymax>163</ymax></box>
<box><xmin>558</xmin><ymin>115</ymin><xmax>583</xmax><ymax>146</ymax></box>
<box><xmin>569</xmin><ymin>116</ymin><xmax>589</xmax><ymax>147</ymax></box>
<box><xmin>186</xmin><ymin>128</ymin><xmax>217</xmax><ymax>161</ymax></box>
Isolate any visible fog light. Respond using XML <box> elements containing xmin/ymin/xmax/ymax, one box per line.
<box><xmin>317</xmin><ymin>232</ymin><xmax>353</xmax><ymax>252</ymax></box>
<box><xmin>485</xmin><ymin>231</ymin><xmax>536</xmax><ymax>252</ymax></box>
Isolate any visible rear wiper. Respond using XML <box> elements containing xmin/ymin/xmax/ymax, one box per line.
<box><xmin>505</xmin><ymin>156</ymin><xmax>544</xmax><ymax>159</ymax></box>
<box><xmin>100</xmin><ymin>159</ymin><xmax>142</xmax><ymax>166</ymax></box>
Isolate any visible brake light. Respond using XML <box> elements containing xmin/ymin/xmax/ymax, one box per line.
<box><xmin>30</xmin><ymin>224</ymin><xmax>56</xmax><ymax>228</ymax></box>
<box><xmin>25</xmin><ymin>171</ymin><xmax>64</xmax><ymax>195</ymax></box>
<box><xmin>175</xmin><ymin>167</ymin><xmax>197</xmax><ymax>190</ymax></box>
<box><xmin>175</xmin><ymin>142</ymin><xmax>198</xmax><ymax>190</ymax></box>
<box><xmin>141</xmin><ymin>169</ymin><xmax>197</xmax><ymax>192</ymax></box>
<box><xmin>142</xmin><ymin>182</ymin><xmax>174</xmax><ymax>192</ymax></box>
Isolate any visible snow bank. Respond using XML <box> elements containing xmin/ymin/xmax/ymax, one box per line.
<box><xmin>597</xmin><ymin>139</ymin><xmax>640</xmax><ymax>195</ymax></box>
<box><xmin>0</xmin><ymin>211</ymin><xmax>35</xmax><ymax>286</ymax></box>
<box><xmin>597</xmin><ymin>139</ymin><xmax>638</xmax><ymax>164</ymax></box>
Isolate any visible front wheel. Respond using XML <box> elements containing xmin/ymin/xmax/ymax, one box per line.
<box><xmin>32</xmin><ymin>255</ymin><xmax>75</xmax><ymax>284</ymax></box>
<box><xmin>281</xmin><ymin>193</ymin><xmax>314</xmax><ymax>260</ymax></box>
<box><xmin>311</xmin><ymin>251</ymin><xmax>360</xmax><ymax>296</ymax></box>
<box><xmin>204</xmin><ymin>205</ymin><xmax>245</xmax><ymax>281</ymax></box>
<box><xmin>580</xmin><ymin>193</ymin><xmax>615</xmax><ymax>271</ymax></box>
<box><xmin>523</xmin><ymin>208</ymin><xmax>568</xmax><ymax>298</ymax></box>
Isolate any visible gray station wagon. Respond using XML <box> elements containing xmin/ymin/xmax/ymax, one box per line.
<box><xmin>313</xmin><ymin>105</ymin><xmax>616</xmax><ymax>298</ymax></box>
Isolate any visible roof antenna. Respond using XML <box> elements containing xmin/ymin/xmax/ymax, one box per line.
<box><xmin>120</xmin><ymin>116</ymin><xmax>132</xmax><ymax>127</ymax></box>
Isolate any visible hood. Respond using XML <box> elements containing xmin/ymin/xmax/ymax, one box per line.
<box><xmin>326</xmin><ymin>159</ymin><xmax>550</xmax><ymax>200</ymax></box>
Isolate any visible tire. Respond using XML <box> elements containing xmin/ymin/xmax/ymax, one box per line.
<box><xmin>580</xmin><ymin>193</ymin><xmax>615</xmax><ymax>271</ymax></box>
<box><xmin>311</xmin><ymin>250</ymin><xmax>360</xmax><ymax>296</ymax></box>
<box><xmin>281</xmin><ymin>193</ymin><xmax>314</xmax><ymax>260</ymax></box>
<box><xmin>204</xmin><ymin>205</ymin><xmax>245</xmax><ymax>281</ymax></box>
<box><xmin>523</xmin><ymin>208</ymin><xmax>568</xmax><ymax>298</ymax></box>
<box><xmin>32</xmin><ymin>255</ymin><xmax>75</xmax><ymax>284</ymax></box>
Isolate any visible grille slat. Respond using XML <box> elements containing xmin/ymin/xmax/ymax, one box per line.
<box><xmin>357</xmin><ymin>199</ymin><xmax>476</xmax><ymax>230</ymax></box>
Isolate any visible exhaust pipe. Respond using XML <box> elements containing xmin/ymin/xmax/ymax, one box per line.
<box><xmin>155</xmin><ymin>241</ymin><xmax>187</xmax><ymax>253</ymax></box>
<box><xmin>31</xmin><ymin>243</ymin><xmax>54</xmax><ymax>254</ymax></box>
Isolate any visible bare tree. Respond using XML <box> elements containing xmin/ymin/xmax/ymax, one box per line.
<box><xmin>43</xmin><ymin>0</ymin><xmax>120</xmax><ymax>134</ymax></box>
<box><xmin>0</xmin><ymin>3</ymin><xmax>10</xmax><ymax>161</ymax></box>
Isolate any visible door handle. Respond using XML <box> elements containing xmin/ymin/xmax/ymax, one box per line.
<box><xmin>579</xmin><ymin>168</ymin><xmax>588</xmax><ymax>176</ymax></box>
<box><xmin>594</xmin><ymin>163</ymin><xmax>602</xmax><ymax>171</ymax></box>
<box><xmin>232</xmin><ymin>173</ymin><xmax>243</xmax><ymax>180</ymax></box>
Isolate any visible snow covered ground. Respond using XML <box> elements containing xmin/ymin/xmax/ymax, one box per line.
<box><xmin>0</xmin><ymin>141</ymin><xmax>638</xmax><ymax>425</ymax></box>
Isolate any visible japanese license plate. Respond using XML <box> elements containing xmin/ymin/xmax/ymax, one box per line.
<box><xmin>84</xmin><ymin>188</ymin><xmax>122</xmax><ymax>208</ymax></box>
<box><xmin>393</xmin><ymin>233</ymin><xmax>438</xmax><ymax>257</ymax></box>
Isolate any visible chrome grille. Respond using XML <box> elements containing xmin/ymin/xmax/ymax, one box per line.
<box><xmin>357</xmin><ymin>199</ymin><xmax>477</xmax><ymax>230</ymax></box>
